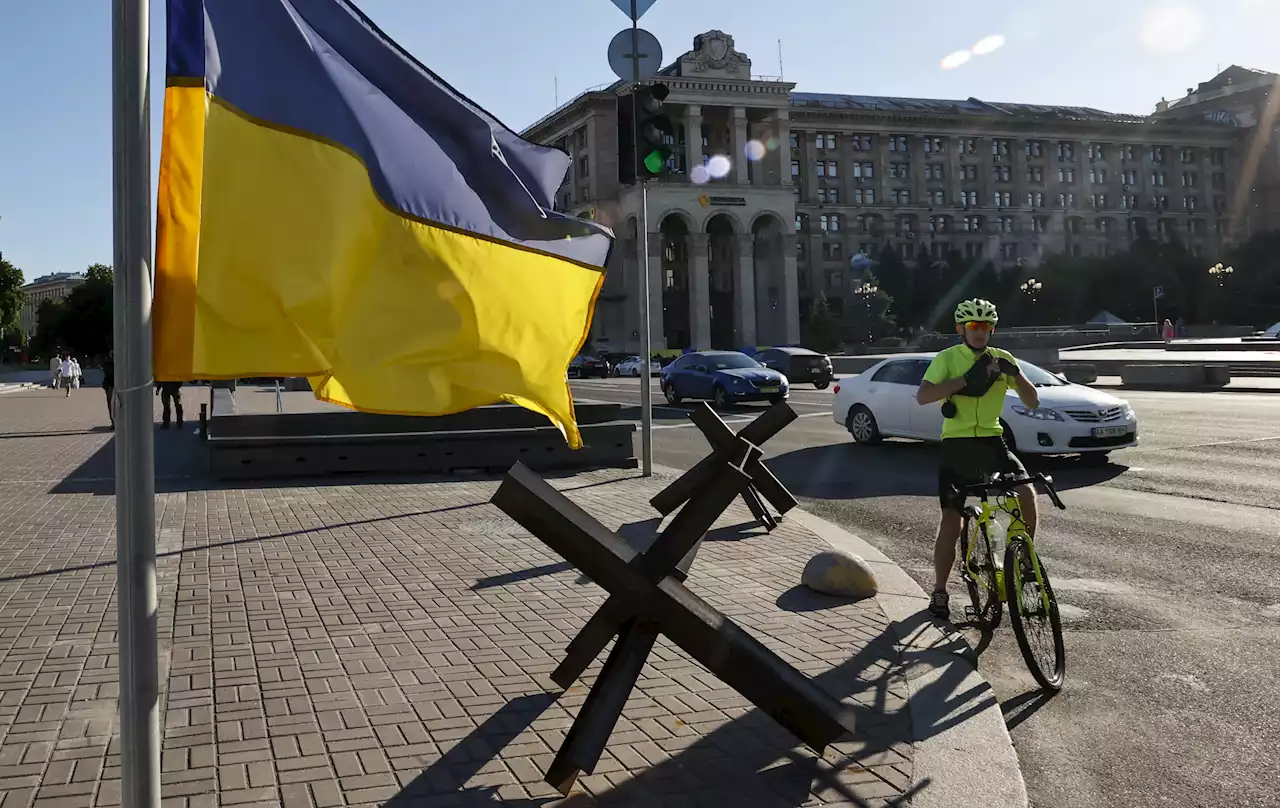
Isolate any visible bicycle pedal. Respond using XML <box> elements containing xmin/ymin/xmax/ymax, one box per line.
<box><xmin>964</xmin><ymin>606</ymin><xmax>978</xmax><ymax>617</ymax></box>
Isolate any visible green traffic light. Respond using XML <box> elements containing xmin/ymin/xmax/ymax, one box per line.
<box><xmin>643</xmin><ymin>150</ymin><xmax>666</xmax><ymax>175</ymax></box>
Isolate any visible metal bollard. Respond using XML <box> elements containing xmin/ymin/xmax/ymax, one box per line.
<box><xmin>199</xmin><ymin>403</ymin><xmax>208</xmax><ymax>440</ymax></box>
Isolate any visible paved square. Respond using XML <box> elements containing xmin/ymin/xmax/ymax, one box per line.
<box><xmin>0</xmin><ymin>386</ymin><xmax>913</xmax><ymax>807</ymax></box>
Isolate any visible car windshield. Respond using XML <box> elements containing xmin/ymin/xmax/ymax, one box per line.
<box><xmin>1020</xmin><ymin>361</ymin><xmax>1068</xmax><ymax>387</ymax></box>
<box><xmin>706</xmin><ymin>353</ymin><xmax>762</xmax><ymax>370</ymax></box>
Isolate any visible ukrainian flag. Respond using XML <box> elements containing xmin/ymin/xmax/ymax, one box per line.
<box><xmin>155</xmin><ymin>0</ymin><xmax>614</xmax><ymax>447</ymax></box>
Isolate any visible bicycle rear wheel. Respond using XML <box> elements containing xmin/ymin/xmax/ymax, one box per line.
<box><xmin>959</xmin><ymin>518</ymin><xmax>1002</xmax><ymax>630</ymax></box>
<box><xmin>1005</xmin><ymin>537</ymin><xmax>1066</xmax><ymax>691</ymax></box>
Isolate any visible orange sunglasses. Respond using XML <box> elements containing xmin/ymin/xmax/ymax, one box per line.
<box><xmin>963</xmin><ymin>321</ymin><xmax>995</xmax><ymax>332</ymax></box>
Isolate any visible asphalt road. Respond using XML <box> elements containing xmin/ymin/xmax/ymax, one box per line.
<box><xmin>571</xmin><ymin>375</ymin><xmax>1280</xmax><ymax>808</ymax></box>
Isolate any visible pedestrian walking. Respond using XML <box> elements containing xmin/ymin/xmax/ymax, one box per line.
<box><xmin>71</xmin><ymin>357</ymin><xmax>82</xmax><ymax>389</ymax></box>
<box><xmin>1161</xmin><ymin>319</ymin><xmax>1175</xmax><ymax>342</ymax></box>
<box><xmin>59</xmin><ymin>355</ymin><xmax>73</xmax><ymax>396</ymax></box>
<box><xmin>102</xmin><ymin>351</ymin><xmax>115</xmax><ymax>429</ymax></box>
<box><xmin>50</xmin><ymin>353</ymin><xmax>61</xmax><ymax>389</ymax></box>
<box><xmin>156</xmin><ymin>380</ymin><xmax>184</xmax><ymax>429</ymax></box>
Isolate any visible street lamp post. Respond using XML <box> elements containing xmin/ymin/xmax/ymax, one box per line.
<box><xmin>1020</xmin><ymin>277</ymin><xmax>1043</xmax><ymax>323</ymax></box>
<box><xmin>853</xmin><ymin>280</ymin><xmax>878</xmax><ymax>344</ymax></box>
<box><xmin>1207</xmin><ymin>262</ymin><xmax>1234</xmax><ymax>287</ymax></box>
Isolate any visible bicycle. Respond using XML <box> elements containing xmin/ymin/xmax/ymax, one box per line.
<box><xmin>956</xmin><ymin>472</ymin><xmax>1068</xmax><ymax>691</ymax></box>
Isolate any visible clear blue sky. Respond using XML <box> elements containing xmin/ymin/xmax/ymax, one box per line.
<box><xmin>1</xmin><ymin>0</ymin><xmax>1275</xmax><ymax>281</ymax></box>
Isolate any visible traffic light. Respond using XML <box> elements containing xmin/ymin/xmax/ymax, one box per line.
<box><xmin>634</xmin><ymin>83</ymin><xmax>672</xmax><ymax>178</ymax></box>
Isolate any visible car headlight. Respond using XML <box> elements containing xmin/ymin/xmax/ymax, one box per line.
<box><xmin>1120</xmin><ymin>402</ymin><xmax>1134</xmax><ymax>418</ymax></box>
<box><xmin>1011</xmin><ymin>404</ymin><xmax>1064</xmax><ymax>421</ymax></box>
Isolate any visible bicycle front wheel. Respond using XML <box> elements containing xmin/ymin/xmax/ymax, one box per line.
<box><xmin>960</xmin><ymin>519</ymin><xmax>1002</xmax><ymax>631</ymax></box>
<box><xmin>1005</xmin><ymin>538</ymin><xmax>1066</xmax><ymax>691</ymax></box>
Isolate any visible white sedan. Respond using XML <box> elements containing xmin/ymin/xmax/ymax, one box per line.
<box><xmin>612</xmin><ymin>355</ymin><xmax>661</xmax><ymax>377</ymax></box>
<box><xmin>831</xmin><ymin>354</ymin><xmax>1139</xmax><ymax>461</ymax></box>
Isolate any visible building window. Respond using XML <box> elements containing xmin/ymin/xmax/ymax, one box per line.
<box><xmin>960</xmin><ymin>165</ymin><xmax>978</xmax><ymax>182</ymax></box>
<box><xmin>1058</xmin><ymin>193</ymin><xmax>1077</xmax><ymax>209</ymax></box>
<box><xmin>992</xmin><ymin>138</ymin><xmax>1011</xmax><ymax>156</ymax></box>
<box><xmin>1151</xmin><ymin>171</ymin><xmax>1167</xmax><ymax>186</ymax></box>
<box><xmin>1001</xmin><ymin>243</ymin><xmax>1019</xmax><ymax>260</ymax></box>
<box><xmin>1121</xmin><ymin>145</ymin><xmax>1137</xmax><ymax>162</ymax></box>
<box><xmin>997</xmin><ymin>216</ymin><xmax>1015</xmax><ymax>233</ymax></box>
<box><xmin>829</xmin><ymin>187</ymin><xmax>840</xmax><ymax>204</ymax></box>
<box><xmin>1180</xmin><ymin>148</ymin><xmax>1196</xmax><ymax>164</ymax></box>
<box><xmin>925</xmin><ymin>163</ymin><xmax>945</xmax><ymax>180</ymax></box>
<box><xmin>892</xmin><ymin>189</ymin><xmax>911</xmax><ymax>205</ymax></box>
<box><xmin>819</xmin><ymin>214</ymin><xmax>829</xmax><ymax>231</ymax></box>
<box><xmin>1182</xmin><ymin>172</ymin><xmax>1198</xmax><ymax>187</ymax></box>
<box><xmin>1058</xmin><ymin>167</ymin><xmax>1076</xmax><ymax>184</ymax></box>
<box><xmin>1211</xmin><ymin>148</ymin><xmax>1227</xmax><ymax>166</ymax></box>
<box><xmin>1151</xmin><ymin>146</ymin><xmax>1167</xmax><ymax>164</ymax></box>
<box><xmin>930</xmin><ymin>215</ymin><xmax>951</xmax><ymax>233</ymax></box>
<box><xmin>957</xmin><ymin>138</ymin><xmax>978</xmax><ymax>154</ymax></box>
<box><xmin>994</xmin><ymin>165</ymin><xmax>1011</xmax><ymax>183</ymax></box>
<box><xmin>854</xmin><ymin>188</ymin><xmax>876</xmax><ymax>204</ymax></box>
<box><xmin>962</xmin><ymin>215</ymin><xmax>983</xmax><ymax>233</ymax></box>
<box><xmin>889</xmin><ymin>162</ymin><xmax>909</xmax><ymax>179</ymax></box>
<box><xmin>1097</xmin><ymin>218</ymin><xmax>1112</xmax><ymax>234</ymax></box>
<box><xmin>993</xmin><ymin>192</ymin><xmax>1012</xmax><ymax>207</ymax></box>
<box><xmin>817</xmin><ymin>188</ymin><xmax>828</xmax><ymax>204</ymax></box>
<box><xmin>1026</xmin><ymin>166</ymin><xmax>1044</xmax><ymax>183</ymax></box>
<box><xmin>1067</xmin><ymin>217</ymin><xmax>1082</xmax><ymax>234</ymax></box>
<box><xmin>1088</xmin><ymin>143</ymin><xmax>1106</xmax><ymax>161</ymax></box>
<box><xmin>827</xmin><ymin>160</ymin><xmax>839</xmax><ymax>178</ymax></box>
<box><xmin>965</xmin><ymin>242</ymin><xmax>984</xmax><ymax>260</ymax></box>
<box><xmin>816</xmin><ymin>162</ymin><xmax>825</xmax><ymax>177</ymax></box>
<box><xmin>791</xmin><ymin>160</ymin><xmax>800</xmax><ymax>177</ymax></box>
<box><xmin>851</xmin><ymin>161</ymin><xmax>874</xmax><ymax>178</ymax></box>
<box><xmin>888</xmin><ymin>135</ymin><xmax>909</xmax><ymax>153</ymax></box>
<box><xmin>1184</xmin><ymin>196</ymin><xmax>1198</xmax><ymax>212</ymax></box>
<box><xmin>1057</xmin><ymin>141</ymin><xmax>1075</xmax><ymax>161</ymax></box>
<box><xmin>823</xmin><ymin>241</ymin><xmax>843</xmax><ymax>260</ymax></box>
<box><xmin>796</xmin><ymin>213</ymin><xmax>806</xmax><ymax>232</ymax></box>
<box><xmin>1122</xmin><ymin>170</ymin><xmax>1138</xmax><ymax>185</ymax></box>
<box><xmin>923</xmin><ymin>136</ymin><xmax>944</xmax><ymax>153</ymax></box>
<box><xmin>1026</xmin><ymin>140</ymin><xmax>1044</xmax><ymax>158</ymax></box>
<box><xmin>1089</xmin><ymin>168</ymin><xmax>1107</xmax><ymax>184</ymax></box>
<box><xmin>1027</xmin><ymin>192</ymin><xmax>1045</xmax><ymax>208</ymax></box>
<box><xmin>789</xmin><ymin>132</ymin><xmax>799</xmax><ymax>151</ymax></box>
<box><xmin>1033</xmin><ymin>216</ymin><xmax>1048</xmax><ymax>233</ymax></box>
<box><xmin>851</xmin><ymin>134</ymin><xmax>873</xmax><ymax>151</ymax></box>
<box><xmin>1090</xmin><ymin>193</ymin><xmax>1108</xmax><ymax>209</ymax></box>
<box><xmin>930</xmin><ymin>189</ymin><xmax>946</xmax><ymax>206</ymax></box>
<box><xmin>960</xmin><ymin>190</ymin><xmax>978</xmax><ymax>207</ymax></box>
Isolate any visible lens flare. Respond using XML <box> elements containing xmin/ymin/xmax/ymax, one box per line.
<box><xmin>765</xmin><ymin>137</ymin><xmax>779</xmax><ymax>151</ymax></box>
<box><xmin>691</xmin><ymin>164</ymin><xmax>711</xmax><ymax>185</ymax></box>
<box><xmin>706</xmin><ymin>154</ymin><xmax>732</xmax><ymax>179</ymax></box>
<box><xmin>940</xmin><ymin>50</ymin><xmax>972</xmax><ymax>70</ymax></box>
<box><xmin>971</xmin><ymin>34</ymin><xmax>1006</xmax><ymax>55</ymax></box>
<box><xmin>744</xmin><ymin>139</ymin><xmax>767</xmax><ymax>161</ymax></box>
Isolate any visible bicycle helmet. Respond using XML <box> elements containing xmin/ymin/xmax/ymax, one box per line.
<box><xmin>954</xmin><ymin>298</ymin><xmax>999</xmax><ymax>325</ymax></box>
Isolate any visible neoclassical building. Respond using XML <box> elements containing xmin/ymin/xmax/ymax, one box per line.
<box><xmin>522</xmin><ymin>30</ymin><xmax>1255</xmax><ymax>354</ymax></box>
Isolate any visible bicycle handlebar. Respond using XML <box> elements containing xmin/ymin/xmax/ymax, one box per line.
<box><xmin>961</xmin><ymin>472</ymin><xmax>1067</xmax><ymax>511</ymax></box>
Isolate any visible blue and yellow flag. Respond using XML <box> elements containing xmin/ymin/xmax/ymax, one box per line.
<box><xmin>155</xmin><ymin>0</ymin><xmax>613</xmax><ymax>447</ymax></box>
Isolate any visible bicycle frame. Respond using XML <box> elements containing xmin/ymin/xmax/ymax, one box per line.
<box><xmin>964</xmin><ymin>490</ymin><xmax>1053</xmax><ymax>613</ymax></box>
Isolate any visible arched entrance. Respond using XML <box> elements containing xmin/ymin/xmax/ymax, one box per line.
<box><xmin>659</xmin><ymin>214</ymin><xmax>691</xmax><ymax>350</ymax></box>
<box><xmin>752</xmin><ymin>214</ymin><xmax>786</xmax><ymax>346</ymax></box>
<box><xmin>706</xmin><ymin>214</ymin><xmax>736</xmax><ymax>349</ymax></box>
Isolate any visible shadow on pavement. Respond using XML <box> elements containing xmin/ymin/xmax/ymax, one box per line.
<box><xmin>775</xmin><ymin>584</ymin><xmax>873</xmax><ymax>612</ymax></box>
<box><xmin>766</xmin><ymin>441</ymin><xmax>1130</xmax><ymax>501</ymax></box>
<box><xmin>0</xmin><ymin>427</ymin><xmax>113</xmax><ymax>440</ymax></box>
<box><xmin>1000</xmin><ymin>689</ymin><xmax>1058</xmax><ymax>732</ymax></box>
<box><xmin>384</xmin><ymin>604</ymin><xmax>1011</xmax><ymax>806</ymax></box>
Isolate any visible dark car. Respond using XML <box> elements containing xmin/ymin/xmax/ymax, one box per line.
<box><xmin>754</xmin><ymin>346</ymin><xmax>834</xmax><ymax>389</ymax></box>
<box><xmin>660</xmin><ymin>351</ymin><xmax>788</xmax><ymax>409</ymax></box>
<box><xmin>568</xmin><ymin>354</ymin><xmax>610</xmax><ymax>379</ymax></box>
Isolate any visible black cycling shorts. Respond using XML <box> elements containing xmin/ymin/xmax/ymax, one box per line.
<box><xmin>937</xmin><ymin>436</ymin><xmax>1026</xmax><ymax>512</ymax></box>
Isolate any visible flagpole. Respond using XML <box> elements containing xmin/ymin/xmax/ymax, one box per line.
<box><xmin>112</xmin><ymin>0</ymin><xmax>161</xmax><ymax>806</ymax></box>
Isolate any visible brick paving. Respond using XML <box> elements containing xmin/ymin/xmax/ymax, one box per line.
<box><xmin>0</xmin><ymin>387</ymin><xmax>914</xmax><ymax>807</ymax></box>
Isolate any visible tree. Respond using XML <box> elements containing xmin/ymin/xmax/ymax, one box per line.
<box><xmin>805</xmin><ymin>293</ymin><xmax>841</xmax><ymax>353</ymax></box>
<box><xmin>30</xmin><ymin>299</ymin><xmax>66</xmax><ymax>360</ymax></box>
<box><xmin>845</xmin><ymin>271</ymin><xmax>896</xmax><ymax>345</ymax></box>
<box><xmin>59</xmin><ymin>265</ymin><xmax>113</xmax><ymax>360</ymax></box>
<box><xmin>0</xmin><ymin>253</ymin><xmax>23</xmax><ymax>342</ymax></box>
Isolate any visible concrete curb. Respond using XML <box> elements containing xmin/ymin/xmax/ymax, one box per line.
<box><xmin>648</xmin><ymin>462</ymin><xmax>1028</xmax><ymax>808</ymax></box>
<box><xmin>786</xmin><ymin>509</ymin><xmax>1029</xmax><ymax>808</ymax></box>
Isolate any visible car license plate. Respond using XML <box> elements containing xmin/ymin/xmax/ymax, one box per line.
<box><xmin>759</xmin><ymin>387</ymin><xmax>779</xmax><ymax>394</ymax></box>
<box><xmin>1092</xmin><ymin>426</ymin><xmax>1129</xmax><ymax>438</ymax></box>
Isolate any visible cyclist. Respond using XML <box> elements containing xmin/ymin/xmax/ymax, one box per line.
<box><xmin>915</xmin><ymin>298</ymin><xmax>1042</xmax><ymax>620</ymax></box>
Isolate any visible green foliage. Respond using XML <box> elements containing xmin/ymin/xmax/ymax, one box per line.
<box><xmin>805</xmin><ymin>293</ymin><xmax>841</xmax><ymax>353</ymax></box>
<box><xmin>0</xmin><ymin>253</ymin><xmax>23</xmax><ymax>338</ymax></box>
<box><xmin>29</xmin><ymin>263</ymin><xmax>114</xmax><ymax>361</ymax></box>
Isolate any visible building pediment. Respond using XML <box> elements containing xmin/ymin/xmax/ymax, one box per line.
<box><xmin>675</xmin><ymin>30</ymin><xmax>751</xmax><ymax>80</ymax></box>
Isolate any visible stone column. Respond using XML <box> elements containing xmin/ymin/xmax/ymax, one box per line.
<box><xmin>732</xmin><ymin>107</ymin><xmax>749</xmax><ymax>185</ymax></box>
<box><xmin>644</xmin><ymin>231</ymin><xmax>665</xmax><ymax>349</ymax></box>
<box><xmin>689</xmin><ymin>234</ymin><xmax>712</xmax><ymax>350</ymax></box>
<box><xmin>685</xmin><ymin>105</ymin><xmax>703</xmax><ymax>177</ymax></box>
<box><xmin>734</xmin><ymin>233</ymin><xmax>757</xmax><ymax>349</ymax></box>
<box><xmin>782</xmin><ymin>234</ymin><xmax>801</xmax><ymax>344</ymax></box>
<box><xmin>775</xmin><ymin>109</ymin><xmax>792</xmax><ymax>187</ymax></box>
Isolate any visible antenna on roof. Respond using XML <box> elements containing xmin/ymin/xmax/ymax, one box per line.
<box><xmin>778</xmin><ymin>39</ymin><xmax>784</xmax><ymax>81</ymax></box>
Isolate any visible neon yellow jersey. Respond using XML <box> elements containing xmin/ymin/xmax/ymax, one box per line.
<box><xmin>923</xmin><ymin>344</ymin><xmax>1017</xmax><ymax>440</ymax></box>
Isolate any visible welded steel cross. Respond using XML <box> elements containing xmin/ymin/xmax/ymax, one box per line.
<box><xmin>491</xmin><ymin>460</ymin><xmax>856</xmax><ymax>795</ymax></box>
<box><xmin>650</xmin><ymin>400</ymin><xmax>800</xmax><ymax>531</ymax></box>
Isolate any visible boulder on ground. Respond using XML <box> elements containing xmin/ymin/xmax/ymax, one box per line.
<box><xmin>802</xmin><ymin>550</ymin><xmax>878</xmax><ymax>598</ymax></box>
